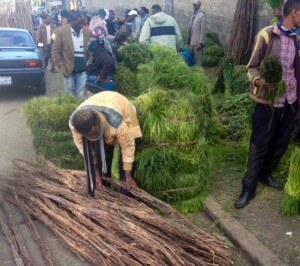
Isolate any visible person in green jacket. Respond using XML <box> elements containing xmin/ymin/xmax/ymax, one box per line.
<box><xmin>139</xmin><ymin>4</ymin><xmax>182</xmax><ymax>50</ymax></box>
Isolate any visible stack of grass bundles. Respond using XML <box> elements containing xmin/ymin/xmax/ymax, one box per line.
<box><xmin>116</xmin><ymin>43</ymin><xmax>152</xmax><ymax>98</ymax></box>
<box><xmin>24</xmin><ymin>96</ymin><xmax>83</xmax><ymax>169</ymax></box>
<box><xmin>134</xmin><ymin>89</ymin><xmax>210</xmax><ymax>213</ymax></box>
<box><xmin>282</xmin><ymin>147</ymin><xmax>300</xmax><ymax>216</ymax></box>
<box><xmin>137</xmin><ymin>45</ymin><xmax>213</xmax><ymax>115</ymax></box>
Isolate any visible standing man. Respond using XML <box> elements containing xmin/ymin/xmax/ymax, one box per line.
<box><xmin>235</xmin><ymin>0</ymin><xmax>300</xmax><ymax>209</ymax></box>
<box><xmin>105</xmin><ymin>10</ymin><xmax>117</xmax><ymax>36</ymax></box>
<box><xmin>140</xmin><ymin>6</ymin><xmax>150</xmax><ymax>29</ymax></box>
<box><xmin>69</xmin><ymin>91</ymin><xmax>142</xmax><ymax>196</ymax></box>
<box><xmin>52</xmin><ymin>11</ymin><xmax>91</xmax><ymax>101</ymax></box>
<box><xmin>187</xmin><ymin>0</ymin><xmax>206</xmax><ymax>66</ymax></box>
<box><xmin>128</xmin><ymin>10</ymin><xmax>142</xmax><ymax>41</ymax></box>
<box><xmin>139</xmin><ymin>4</ymin><xmax>182</xmax><ymax>50</ymax></box>
<box><xmin>36</xmin><ymin>14</ymin><xmax>56</xmax><ymax>72</ymax></box>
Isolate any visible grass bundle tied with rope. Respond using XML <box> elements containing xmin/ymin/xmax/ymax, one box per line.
<box><xmin>24</xmin><ymin>96</ymin><xmax>83</xmax><ymax>169</ymax></box>
<box><xmin>133</xmin><ymin>89</ymin><xmax>211</xmax><ymax>213</ymax></box>
<box><xmin>259</xmin><ymin>55</ymin><xmax>286</xmax><ymax>101</ymax></box>
<box><xmin>0</xmin><ymin>159</ymin><xmax>231</xmax><ymax>266</ymax></box>
<box><xmin>282</xmin><ymin>146</ymin><xmax>300</xmax><ymax>216</ymax></box>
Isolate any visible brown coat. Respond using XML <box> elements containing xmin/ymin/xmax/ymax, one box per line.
<box><xmin>69</xmin><ymin>91</ymin><xmax>142</xmax><ymax>171</ymax></box>
<box><xmin>36</xmin><ymin>22</ymin><xmax>56</xmax><ymax>51</ymax></box>
<box><xmin>247</xmin><ymin>24</ymin><xmax>282</xmax><ymax>105</ymax></box>
<box><xmin>52</xmin><ymin>24</ymin><xmax>91</xmax><ymax>77</ymax></box>
<box><xmin>187</xmin><ymin>10</ymin><xmax>206</xmax><ymax>45</ymax></box>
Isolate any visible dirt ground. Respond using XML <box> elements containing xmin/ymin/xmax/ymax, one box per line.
<box><xmin>210</xmin><ymin>142</ymin><xmax>300</xmax><ymax>265</ymax></box>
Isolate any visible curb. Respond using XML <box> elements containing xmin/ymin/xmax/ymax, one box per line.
<box><xmin>204</xmin><ymin>197</ymin><xmax>286</xmax><ymax>266</ymax></box>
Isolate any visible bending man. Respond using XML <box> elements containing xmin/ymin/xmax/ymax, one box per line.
<box><xmin>69</xmin><ymin>91</ymin><xmax>142</xmax><ymax>196</ymax></box>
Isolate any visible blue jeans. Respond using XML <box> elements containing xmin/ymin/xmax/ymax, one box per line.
<box><xmin>63</xmin><ymin>71</ymin><xmax>87</xmax><ymax>101</ymax></box>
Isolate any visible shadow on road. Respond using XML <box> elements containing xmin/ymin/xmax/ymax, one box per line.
<box><xmin>0</xmin><ymin>87</ymin><xmax>40</xmax><ymax>103</ymax></box>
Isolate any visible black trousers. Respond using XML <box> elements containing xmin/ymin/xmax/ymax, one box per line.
<box><xmin>242</xmin><ymin>102</ymin><xmax>297</xmax><ymax>192</ymax></box>
<box><xmin>102</xmin><ymin>143</ymin><xmax>136</xmax><ymax>186</ymax></box>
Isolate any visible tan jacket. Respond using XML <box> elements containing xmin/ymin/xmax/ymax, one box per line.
<box><xmin>36</xmin><ymin>22</ymin><xmax>56</xmax><ymax>50</ymax></box>
<box><xmin>247</xmin><ymin>24</ymin><xmax>282</xmax><ymax>104</ymax></box>
<box><xmin>52</xmin><ymin>24</ymin><xmax>91</xmax><ymax>77</ymax></box>
<box><xmin>69</xmin><ymin>91</ymin><xmax>142</xmax><ymax>171</ymax></box>
<box><xmin>188</xmin><ymin>10</ymin><xmax>206</xmax><ymax>45</ymax></box>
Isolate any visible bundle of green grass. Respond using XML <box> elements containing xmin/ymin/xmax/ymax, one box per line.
<box><xmin>116</xmin><ymin>43</ymin><xmax>153</xmax><ymax>98</ymax></box>
<box><xmin>215</xmin><ymin>93</ymin><xmax>253</xmax><ymax>141</ymax></box>
<box><xmin>137</xmin><ymin>45</ymin><xmax>213</xmax><ymax>115</ymax></box>
<box><xmin>282</xmin><ymin>146</ymin><xmax>300</xmax><ymax>216</ymax></box>
<box><xmin>24</xmin><ymin>96</ymin><xmax>84</xmax><ymax>169</ymax></box>
<box><xmin>133</xmin><ymin>89</ymin><xmax>211</xmax><ymax>213</ymax></box>
<box><xmin>202</xmin><ymin>31</ymin><xmax>224</xmax><ymax>67</ymax></box>
<box><xmin>213</xmin><ymin>58</ymin><xmax>250</xmax><ymax>96</ymax></box>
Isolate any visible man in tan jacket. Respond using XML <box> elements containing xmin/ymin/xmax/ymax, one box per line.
<box><xmin>52</xmin><ymin>11</ymin><xmax>91</xmax><ymax>101</ymax></box>
<box><xmin>36</xmin><ymin>14</ymin><xmax>56</xmax><ymax>72</ymax></box>
<box><xmin>187</xmin><ymin>0</ymin><xmax>206</xmax><ymax>66</ymax></box>
<box><xmin>69</xmin><ymin>91</ymin><xmax>142</xmax><ymax>197</ymax></box>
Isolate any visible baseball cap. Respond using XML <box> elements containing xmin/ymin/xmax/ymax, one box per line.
<box><xmin>128</xmin><ymin>10</ymin><xmax>138</xmax><ymax>16</ymax></box>
<box><xmin>193</xmin><ymin>0</ymin><xmax>201</xmax><ymax>5</ymax></box>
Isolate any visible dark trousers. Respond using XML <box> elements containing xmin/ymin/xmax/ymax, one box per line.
<box><xmin>242</xmin><ymin>102</ymin><xmax>297</xmax><ymax>192</ymax></box>
<box><xmin>43</xmin><ymin>44</ymin><xmax>55</xmax><ymax>70</ymax></box>
<box><xmin>102</xmin><ymin>143</ymin><xmax>136</xmax><ymax>188</ymax></box>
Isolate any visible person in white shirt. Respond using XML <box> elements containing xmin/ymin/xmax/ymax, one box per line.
<box><xmin>36</xmin><ymin>15</ymin><xmax>56</xmax><ymax>72</ymax></box>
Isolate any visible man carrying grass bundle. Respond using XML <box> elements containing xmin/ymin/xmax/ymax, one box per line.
<box><xmin>235</xmin><ymin>0</ymin><xmax>300</xmax><ymax>209</ymax></box>
<box><xmin>69</xmin><ymin>91</ymin><xmax>142</xmax><ymax>197</ymax></box>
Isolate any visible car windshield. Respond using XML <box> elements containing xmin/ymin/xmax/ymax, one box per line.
<box><xmin>0</xmin><ymin>31</ymin><xmax>35</xmax><ymax>48</ymax></box>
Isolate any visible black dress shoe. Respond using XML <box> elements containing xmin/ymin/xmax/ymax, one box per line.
<box><xmin>234</xmin><ymin>191</ymin><xmax>256</xmax><ymax>209</ymax></box>
<box><xmin>260</xmin><ymin>176</ymin><xmax>284</xmax><ymax>190</ymax></box>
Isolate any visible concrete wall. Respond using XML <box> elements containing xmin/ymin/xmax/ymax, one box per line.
<box><xmin>86</xmin><ymin>0</ymin><xmax>273</xmax><ymax>45</ymax></box>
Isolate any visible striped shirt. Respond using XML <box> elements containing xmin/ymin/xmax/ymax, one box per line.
<box><xmin>275</xmin><ymin>30</ymin><xmax>297</xmax><ymax>107</ymax></box>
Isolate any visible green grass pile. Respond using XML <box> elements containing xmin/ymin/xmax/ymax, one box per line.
<box><xmin>115</xmin><ymin>63</ymin><xmax>140</xmax><ymax>98</ymax></box>
<box><xmin>215</xmin><ymin>93</ymin><xmax>253</xmax><ymax>140</ymax></box>
<box><xmin>24</xmin><ymin>96</ymin><xmax>84</xmax><ymax>169</ymax></box>
<box><xmin>119</xmin><ymin>43</ymin><xmax>153</xmax><ymax>71</ymax></box>
<box><xmin>202</xmin><ymin>31</ymin><xmax>224</xmax><ymax>67</ymax></box>
<box><xmin>133</xmin><ymin>89</ymin><xmax>211</xmax><ymax>213</ymax></box>
<box><xmin>137</xmin><ymin>45</ymin><xmax>213</xmax><ymax>114</ymax></box>
<box><xmin>282</xmin><ymin>146</ymin><xmax>300</xmax><ymax>216</ymax></box>
<box><xmin>137</xmin><ymin>46</ymin><xmax>191</xmax><ymax>93</ymax></box>
<box><xmin>213</xmin><ymin>58</ymin><xmax>249</xmax><ymax>96</ymax></box>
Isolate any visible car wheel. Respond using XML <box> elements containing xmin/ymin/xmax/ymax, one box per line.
<box><xmin>35</xmin><ymin>79</ymin><xmax>46</xmax><ymax>95</ymax></box>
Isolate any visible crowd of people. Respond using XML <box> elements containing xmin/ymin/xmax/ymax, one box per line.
<box><xmin>34</xmin><ymin>1</ymin><xmax>206</xmax><ymax>101</ymax></box>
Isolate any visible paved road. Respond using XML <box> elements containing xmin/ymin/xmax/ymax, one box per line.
<box><xmin>0</xmin><ymin>71</ymin><xmax>88</xmax><ymax>265</ymax></box>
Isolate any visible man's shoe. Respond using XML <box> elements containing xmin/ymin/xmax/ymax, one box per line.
<box><xmin>234</xmin><ymin>191</ymin><xmax>255</xmax><ymax>209</ymax></box>
<box><xmin>261</xmin><ymin>176</ymin><xmax>284</xmax><ymax>190</ymax></box>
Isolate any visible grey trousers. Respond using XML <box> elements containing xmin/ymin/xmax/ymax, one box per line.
<box><xmin>190</xmin><ymin>45</ymin><xmax>203</xmax><ymax>66</ymax></box>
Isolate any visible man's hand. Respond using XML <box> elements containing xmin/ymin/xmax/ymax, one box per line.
<box><xmin>124</xmin><ymin>170</ymin><xmax>137</xmax><ymax>190</ymax></box>
<box><xmin>196</xmin><ymin>43</ymin><xmax>203</xmax><ymax>51</ymax></box>
<box><xmin>254</xmin><ymin>78</ymin><xmax>265</xmax><ymax>88</ymax></box>
<box><xmin>96</xmin><ymin>176</ymin><xmax>104</xmax><ymax>190</ymax></box>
